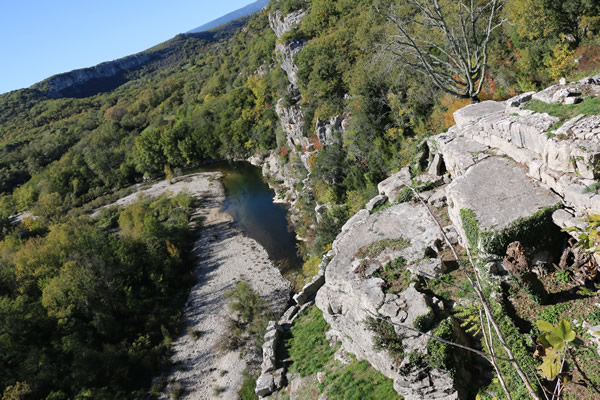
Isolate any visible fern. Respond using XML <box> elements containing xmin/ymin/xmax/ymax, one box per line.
<box><xmin>455</xmin><ymin>304</ymin><xmax>482</xmax><ymax>336</ymax></box>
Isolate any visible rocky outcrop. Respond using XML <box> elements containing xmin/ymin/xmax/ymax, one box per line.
<box><xmin>377</xmin><ymin>167</ymin><xmax>412</xmax><ymax>203</ymax></box>
<box><xmin>315</xmin><ymin>201</ymin><xmax>462</xmax><ymax>399</ymax></box>
<box><xmin>33</xmin><ymin>53</ymin><xmax>155</xmax><ymax>98</ymax></box>
<box><xmin>269</xmin><ymin>9</ymin><xmax>307</xmax><ymax>87</ymax></box>
<box><xmin>253</xmin><ymin>152</ymin><xmax>302</xmax><ymax>205</ymax></box>
<box><xmin>446</xmin><ymin>156</ymin><xmax>561</xmax><ymax>256</ymax></box>
<box><xmin>315</xmin><ymin>113</ymin><xmax>351</xmax><ymax>146</ymax></box>
<box><xmin>256</xmin><ymin>321</ymin><xmax>284</xmax><ymax>397</ymax></box>
<box><xmin>427</xmin><ymin>78</ymin><xmax>600</xmax><ymax>236</ymax></box>
<box><xmin>276</xmin><ymin>95</ymin><xmax>307</xmax><ymax>148</ymax></box>
<box><xmin>307</xmin><ymin>77</ymin><xmax>600</xmax><ymax>399</ymax></box>
<box><xmin>532</xmin><ymin>74</ymin><xmax>600</xmax><ymax>104</ymax></box>
<box><xmin>269</xmin><ymin>8</ymin><xmax>310</xmax><ymax>149</ymax></box>
<box><xmin>269</xmin><ymin>9</ymin><xmax>307</xmax><ymax>39</ymax></box>
<box><xmin>259</xmin><ymin>8</ymin><xmax>312</xmax><ymax>217</ymax></box>
<box><xmin>275</xmin><ymin>40</ymin><xmax>306</xmax><ymax>87</ymax></box>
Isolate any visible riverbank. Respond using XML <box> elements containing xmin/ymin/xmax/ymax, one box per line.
<box><xmin>151</xmin><ymin>172</ymin><xmax>292</xmax><ymax>399</ymax></box>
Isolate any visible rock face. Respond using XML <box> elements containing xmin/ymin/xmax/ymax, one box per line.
<box><xmin>315</xmin><ymin>114</ymin><xmax>352</xmax><ymax>146</ymax></box>
<box><xmin>269</xmin><ymin>9</ymin><xmax>307</xmax><ymax>40</ymax></box>
<box><xmin>276</xmin><ymin>96</ymin><xmax>307</xmax><ymax>148</ymax></box>
<box><xmin>262</xmin><ymin>8</ymin><xmax>311</xmax><ymax>208</ymax></box>
<box><xmin>316</xmin><ymin>202</ymin><xmax>461</xmax><ymax>400</ymax></box>
<box><xmin>269</xmin><ymin>9</ymin><xmax>307</xmax><ymax>87</ymax></box>
<box><xmin>256</xmin><ymin>152</ymin><xmax>303</xmax><ymax>206</ymax></box>
<box><xmin>275</xmin><ymin>40</ymin><xmax>307</xmax><ymax>87</ymax></box>
<box><xmin>33</xmin><ymin>53</ymin><xmax>155</xmax><ymax>98</ymax></box>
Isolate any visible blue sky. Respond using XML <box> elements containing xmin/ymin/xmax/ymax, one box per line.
<box><xmin>0</xmin><ymin>0</ymin><xmax>255</xmax><ymax>94</ymax></box>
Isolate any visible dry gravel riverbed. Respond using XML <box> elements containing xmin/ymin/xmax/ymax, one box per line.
<box><xmin>103</xmin><ymin>173</ymin><xmax>291</xmax><ymax>399</ymax></box>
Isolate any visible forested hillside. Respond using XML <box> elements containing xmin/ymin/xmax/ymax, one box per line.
<box><xmin>1</xmin><ymin>0</ymin><xmax>600</xmax><ymax>399</ymax></box>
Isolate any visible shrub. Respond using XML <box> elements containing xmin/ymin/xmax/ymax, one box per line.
<box><xmin>426</xmin><ymin>318</ymin><xmax>454</xmax><ymax>373</ymax></box>
<box><xmin>220</xmin><ymin>281</ymin><xmax>272</xmax><ymax>351</ymax></box>
<box><xmin>365</xmin><ymin>317</ymin><xmax>405</xmax><ymax>362</ymax></box>
<box><xmin>396</xmin><ymin>187</ymin><xmax>414</xmax><ymax>203</ymax></box>
<box><xmin>354</xmin><ymin>238</ymin><xmax>411</xmax><ymax>259</ymax></box>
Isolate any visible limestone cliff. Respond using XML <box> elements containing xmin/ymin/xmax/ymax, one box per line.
<box><xmin>250</xmin><ymin>9</ymin><xmax>311</xmax><ymax>215</ymax></box>
<box><xmin>32</xmin><ymin>53</ymin><xmax>156</xmax><ymax>98</ymax></box>
<box><xmin>310</xmin><ymin>76</ymin><xmax>600</xmax><ymax>399</ymax></box>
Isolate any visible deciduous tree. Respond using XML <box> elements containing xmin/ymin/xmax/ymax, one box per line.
<box><xmin>377</xmin><ymin>0</ymin><xmax>506</xmax><ymax>102</ymax></box>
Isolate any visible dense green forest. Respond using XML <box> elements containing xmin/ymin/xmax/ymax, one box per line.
<box><xmin>1</xmin><ymin>0</ymin><xmax>600</xmax><ymax>398</ymax></box>
<box><xmin>0</xmin><ymin>194</ymin><xmax>196</xmax><ymax>399</ymax></box>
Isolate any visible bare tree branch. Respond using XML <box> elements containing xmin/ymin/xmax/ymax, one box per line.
<box><xmin>376</xmin><ymin>0</ymin><xmax>506</xmax><ymax>101</ymax></box>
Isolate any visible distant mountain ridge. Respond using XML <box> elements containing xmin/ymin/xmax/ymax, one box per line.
<box><xmin>29</xmin><ymin>18</ymin><xmax>249</xmax><ymax>99</ymax></box>
<box><xmin>187</xmin><ymin>0</ymin><xmax>270</xmax><ymax>33</ymax></box>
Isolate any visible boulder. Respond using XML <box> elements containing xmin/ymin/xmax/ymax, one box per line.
<box><xmin>552</xmin><ymin>209</ymin><xmax>586</xmax><ymax>238</ymax></box>
<box><xmin>428</xmin><ymin>153</ymin><xmax>444</xmax><ymax>176</ymax></box>
<box><xmin>506</xmin><ymin>91</ymin><xmax>536</xmax><ymax>108</ymax></box>
<box><xmin>293</xmin><ymin>274</ymin><xmax>325</xmax><ymax>306</ymax></box>
<box><xmin>377</xmin><ymin>167</ymin><xmax>412</xmax><ymax>203</ymax></box>
<box><xmin>428</xmin><ymin>188</ymin><xmax>447</xmax><ymax>208</ymax></box>
<box><xmin>430</xmin><ymin>136</ymin><xmax>490</xmax><ymax>177</ymax></box>
<box><xmin>278</xmin><ymin>305</ymin><xmax>299</xmax><ymax>325</ymax></box>
<box><xmin>408</xmin><ymin>258</ymin><xmax>444</xmax><ymax>279</ymax></box>
<box><xmin>273</xmin><ymin>368</ymin><xmax>286</xmax><ymax>390</ymax></box>
<box><xmin>255</xmin><ymin>373</ymin><xmax>275</xmax><ymax>397</ymax></box>
<box><xmin>446</xmin><ymin>157</ymin><xmax>561</xmax><ymax>255</ymax></box>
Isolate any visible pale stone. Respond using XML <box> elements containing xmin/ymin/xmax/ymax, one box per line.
<box><xmin>317</xmin><ymin>371</ymin><xmax>327</xmax><ymax>384</ymax></box>
<box><xmin>293</xmin><ymin>274</ymin><xmax>325</xmax><ymax>306</ymax></box>
<box><xmin>564</xmin><ymin>96</ymin><xmax>581</xmax><ymax>105</ymax></box>
<box><xmin>453</xmin><ymin>101</ymin><xmax>505</xmax><ymax>127</ymax></box>
<box><xmin>377</xmin><ymin>167</ymin><xmax>412</xmax><ymax>203</ymax></box>
<box><xmin>408</xmin><ymin>258</ymin><xmax>444</xmax><ymax>278</ymax></box>
<box><xmin>273</xmin><ymin>368</ymin><xmax>286</xmax><ymax>390</ymax></box>
<box><xmin>428</xmin><ymin>153</ymin><xmax>444</xmax><ymax>176</ymax></box>
<box><xmin>506</xmin><ymin>91</ymin><xmax>535</xmax><ymax>108</ymax></box>
<box><xmin>255</xmin><ymin>373</ymin><xmax>275</xmax><ymax>397</ymax></box>
<box><xmin>428</xmin><ymin>188</ymin><xmax>447</xmax><ymax>208</ymax></box>
<box><xmin>366</xmin><ymin>194</ymin><xmax>388</xmax><ymax>212</ymax></box>
<box><xmin>315</xmin><ymin>202</ymin><xmax>457</xmax><ymax>400</ymax></box>
<box><xmin>269</xmin><ymin>9</ymin><xmax>307</xmax><ymax>39</ymax></box>
<box><xmin>446</xmin><ymin>157</ymin><xmax>560</xmax><ymax>254</ymax></box>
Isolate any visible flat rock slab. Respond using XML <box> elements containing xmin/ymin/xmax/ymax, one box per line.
<box><xmin>453</xmin><ymin>100</ymin><xmax>505</xmax><ymax>127</ymax></box>
<box><xmin>446</xmin><ymin>157</ymin><xmax>561</xmax><ymax>254</ymax></box>
<box><xmin>435</xmin><ymin>135</ymin><xmax>490</xmax><ymax>177</ymax></box>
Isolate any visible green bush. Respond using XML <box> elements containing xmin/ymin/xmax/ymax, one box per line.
<box><xmin>426</xmin><ymin>318</ymin><xmax>454</xmax><ymax>374</ymax></box>
<box><xmin>355</xmin><ymin>238</ymin><xmax>411</xmax><ymax>259</ymax></box>
<box><xmin>396</xmin><ymin>187</ymin><xmax>414</xmax><ymax>203</ymax></box>
<box><xmin>222</xmin><ymin>281</ymin><xmax>272</xmax><ymax>351</ymax></box>
<box><xmin>365</xmin><ymin>317</ymin><xmax>405</xmax><ymax>362</ymax></box>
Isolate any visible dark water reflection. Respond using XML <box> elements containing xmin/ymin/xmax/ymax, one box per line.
<box><xmin>196</xmin><ymin>161</ymin><xmax>302</xmax><ymax>274</ymax></box>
